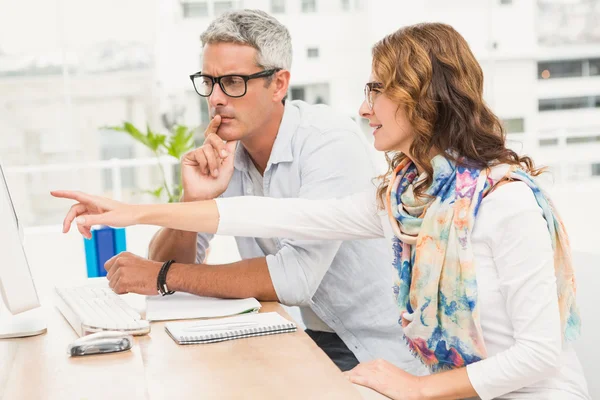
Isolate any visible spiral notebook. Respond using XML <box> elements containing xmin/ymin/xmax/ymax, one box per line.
<box><xmin>165</xmin><ymin>312</ymin><xmax>297</xmax><ymax>345</ymax></box>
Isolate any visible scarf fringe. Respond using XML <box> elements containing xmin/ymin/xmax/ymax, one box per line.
<box><xmin>402</xmin><ymin>334</ymin><xmax>461</xmax><ymax>374</ymax></box>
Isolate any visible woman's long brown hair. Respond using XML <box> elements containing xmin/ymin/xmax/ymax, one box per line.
<box><xmin>373</xmin><ymin>23</ymin><xmax>542</xmax><ymax>208</ymax></box>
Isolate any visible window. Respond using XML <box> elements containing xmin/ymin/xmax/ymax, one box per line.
<box><xmin>592</xmin><ymin>163</ymin><xmax>600</xmax><ymax>176</ymax></box>
<box><xmin>99</xmin><ymin>126</ymin><xmax>138</xmax><ymax>191</ymax></box>
<box><xmin>539</xmin><ymin>96</ymin><xmax>590</xmax><ymax>112</ymax></box>
<box><xmin>301</xmin><ymin>0</ymin><xmax>317</xmax><ymax>13</ymax></box>
<box><xmin>182</xmin><ymin>1</ymin><xmax>209</xmax><ymax>18</ymax></box>
<box><xmin>502</xmin><ymin>118</ymin><xmax>525</xmax><ymax>133</ymax></box>
<box><xmin>311</xmin><ymin>83</ymin><xmax>330</xmax><ymax>104</ymax></box>
<box><xmin>101</xmin><ymin>147</ymin><xmax>136</xmax><ymax>191</ymax></box>
<box><xmin>291</xmin><ymin>83</ymin><xmax>329</xmax><ymax>104</ymax></box>
<box><xmin>538</xmin><ymin>60</ymin><xmax>583</xmax><ymax>79</ymax></box>
<box><xmin>539</xmin><ymin>138</ymin><xmax>559</xmax><ymax>147</ymax></box>
<box><xmin>0</xmin><ymin>0</ymin><xmax>160</xmax><ymax>226</ymax></box>
<box><xmin>271</xmin><ymin>0</ymin><xmax>285</xmax><ymax>13</ymax></box>
<box><xmin>590</xmin><ymin>59</ymin><xmax>600</xmax><ymax>76</ymax></box>
<box><xmin>566</xmin><ymin>135</ymin><xmax>600</xmax><ymax>145</ymax></box>
<box><xmin>341</xmin><ymin>0</ymin><xmax>350</xmax><ymax>10</ymax></box>
<box><xmin>291</xmin><ymin>87</ymin><xmax>306</xmax><ymax>101</ymax></box>
<box><xmin>307</xmin><ymin>47</ymin><xmax>319</xmax><ymax>59</ymax></box>
<box><xmin>214</xmin><ymin>1</ymin><xmax>234</xmax><ymax>16</ymax></box>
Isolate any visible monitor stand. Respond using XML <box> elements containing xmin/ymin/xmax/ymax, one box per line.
<box><xmin>0</xmin><ymin>303</ymin><xmax>47</xmax><ymax>339</ymax></box>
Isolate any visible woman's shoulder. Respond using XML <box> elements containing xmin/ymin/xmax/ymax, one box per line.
<box><xmin>473</xmin><ymin>179</ymin><xmax>551</xmax><ymax>254</ymax></box>
<box><xmin>477</xmin><ymin>179</ymin><xmax>543</xmax><ymax>224</ymax></box>
<box><xmin>484</xmin><ymin>179</ymin><xmax>539</xmax><ymax>206</ymax></box>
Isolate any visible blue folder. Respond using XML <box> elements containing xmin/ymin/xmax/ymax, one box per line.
<box><xmin>82</xmin><ymin>227</ymin><xmax>128</xmax><ymax>277</ymax></box>
<box><xmin>94</xmin><ymin>226</ymin><xmax>115</xmax><ymax>277</ymax></box>
<box><xmin>114</xmin><ymin>227</ymin><xmax>127</xmax><ymax>255</ymax></box>
<box><xmin>83</xmin><ymin>231</ymin><xmax>99</xmax><ymax>278</ymax></box>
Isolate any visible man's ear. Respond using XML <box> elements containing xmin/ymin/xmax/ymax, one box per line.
<box><xmin>272</xmin><ymin>70</ymin><xmax>291</xmax><ymax>103</ymax></box>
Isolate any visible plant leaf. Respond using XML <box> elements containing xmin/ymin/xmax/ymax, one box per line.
<box><xmin>143</xmin><ymin>187</ymin><xmax>164</xmax><ymax>198</ymax></box>
<box><xmin>166</xmin><ymin>125</ymin><xmax>195</xmax><ymax>159</ymax></box>
<box><xmin>124</xmin><ymin>122</ymin><xmax>151</xmax><ymax>147</ymax></box>
<box><xmin>103</xmin><ymin>123</ymin><xmax>151</xmax><ymax>148</ymax></box>
<box><xmin>146</xmin><ymin>124</ymin><xmax>166</xmax><ymax>153</ymax></box>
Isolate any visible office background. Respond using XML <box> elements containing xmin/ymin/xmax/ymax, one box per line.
<box><xmin>0</xmin><ymin>0</ymin><xmax>598</xmax><ymax>395</ymax></box>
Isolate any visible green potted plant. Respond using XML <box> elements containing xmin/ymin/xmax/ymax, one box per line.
<box><xmin>104</xmin><ymin>123</ymin><xmax>201</xmax><ymax>202</ymax></box>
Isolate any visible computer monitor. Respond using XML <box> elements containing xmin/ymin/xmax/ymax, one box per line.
<box><xmin>0</xmin><ymin>161</ymin><xmax>46</xmax><ymax>338</ymax></box>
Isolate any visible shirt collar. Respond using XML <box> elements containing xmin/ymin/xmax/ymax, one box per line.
<box><xmin>233</xmin><ymin>103</ymin><xmax>300</xmax><ymax>173</ymax></box>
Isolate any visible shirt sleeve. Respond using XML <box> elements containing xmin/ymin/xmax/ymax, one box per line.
<box><xmin>195</xmin><ymin>232</ymin><xmax>213</xmax><ymax>264</ymax></box>
<box><xmin>466</xmin><ymin>182</ymin><xmax>563</xmax><ymax>399</ymax></box>
<box><xmin>216</xmin><ymin>190</ymin><xmax>384</xmax><ymax>240</ymax></box>
<box><xmin>219</xmin><ymin>128</ymin><xmax>385</xmax><ymax>306</ymax></box>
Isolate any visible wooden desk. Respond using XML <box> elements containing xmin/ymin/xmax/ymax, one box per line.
<box><xmin>0</xmin><ymin>297</ymin><xmax>384</xmax><ymax>400</ymax></box>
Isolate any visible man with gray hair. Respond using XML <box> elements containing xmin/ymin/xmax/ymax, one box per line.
<box><xmin>106</xmin><ymin>9</ymin><xmax>424</xmax><ymax>375</ymax></box>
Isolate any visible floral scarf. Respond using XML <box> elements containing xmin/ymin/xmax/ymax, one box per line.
<box><xmin>387</xmin><ymin>155</ymin><xmax>581</xmax><ymax>372</ymax></box>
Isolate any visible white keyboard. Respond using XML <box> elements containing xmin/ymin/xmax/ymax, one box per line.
<box><xmin>55</xmin><ymin>286</ymin><xmax>150</xmax><ymax>336</ymax></box>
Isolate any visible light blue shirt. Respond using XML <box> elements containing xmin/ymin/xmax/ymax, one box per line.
<box><xmin>196</xmin><ymin>100</ymin><xmax>425</xmax><ymax>374</ymax></box>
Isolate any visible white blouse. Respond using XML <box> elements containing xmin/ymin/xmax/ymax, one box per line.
<box><xmin>215</xmin><ymin>182</ymin><xmax>589</xmax><ymax>399</ymax></box>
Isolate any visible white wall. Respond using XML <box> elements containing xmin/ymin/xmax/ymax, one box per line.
<box><xmin>484</xmin><ymin>59</ymin><xmax>538</xmax><ymax>130</ymax></box>
<box><xmin>570</xmin><ymin>251</ymin><xmax>599</xmax><ymax>399</ymax></box>
<box><xmin>538</xmin><ymin>108</ymin><xmax>600</xmax><ymax>133</ymax></box>
<box><xmin>538</xmin><ymin>76</ymin><xmax>600</xmax><ymax>99</ymax></box>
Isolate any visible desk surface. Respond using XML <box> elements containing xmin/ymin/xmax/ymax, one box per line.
<box><xmin>0</xmin><ymin>295</ymin><xmax>384</xmax><ymax>400</ymax></box>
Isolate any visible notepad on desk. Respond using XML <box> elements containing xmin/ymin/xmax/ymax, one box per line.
<box><xmin>145</xmin><ymin>293</ymin><xmax>261</xmax><ymax>321</ymax></box>
<box><xmin>165</xmin><ymin>312</ymin><xmax>297</xmax><ymax>345</ymax></box>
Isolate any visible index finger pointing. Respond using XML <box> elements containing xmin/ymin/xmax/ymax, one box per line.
<box><xmin>51</xmin><ymin>190</ymin><xmax>88</xmax><ymax>203</ymax></box>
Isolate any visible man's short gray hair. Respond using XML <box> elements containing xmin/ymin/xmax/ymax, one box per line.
<box><xmin>200</xmin><ymin>9</ymin><xmax>292</xmax><ymax>71</ymax></box>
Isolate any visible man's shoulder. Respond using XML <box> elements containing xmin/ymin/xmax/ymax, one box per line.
<box><xmin>289</xmin><ymin>100</ymin><xmax>362</xmax><ymax>137</ymax></box>
<box><xmin>278</xmin><ymin>101</ymin><xmax>378</xmax><ymax>175</ymax></box>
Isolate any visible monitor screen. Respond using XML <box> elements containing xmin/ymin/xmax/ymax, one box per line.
<box><xmin>0</xmin><ymin>163</ymin><xmax>18</xmax><ymax>229</ymax></box>
<box><xmin>0</xmin><ymin>160</ymin><xmax>40</xmax><ymax>315</ymax></box>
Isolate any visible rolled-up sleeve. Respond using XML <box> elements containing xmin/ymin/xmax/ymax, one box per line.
<box><xmin>267</xmin><ymin>240</ymin><xmax>341</xmax><ymax>306</ymax></box>
<box><xmin>195</xmin><ymin>232</ymin><xmax>213</xmax><ymax>264</ymax></box>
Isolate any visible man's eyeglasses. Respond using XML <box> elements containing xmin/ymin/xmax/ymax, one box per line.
<box><xmin>189</xmin><ymin>69</ymin><xmax>281</xmax><ymax>98</ymax></box>
<box><xmin>364</xmin><ymin>82</ymin><xmax>383</xmax><ymax>110</ymax></box>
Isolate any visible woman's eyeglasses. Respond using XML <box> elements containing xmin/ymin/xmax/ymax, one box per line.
<box><xmin>364</xmin><ymin>82</ymin><xmax>383</xmax><ymax>110</ymax></box>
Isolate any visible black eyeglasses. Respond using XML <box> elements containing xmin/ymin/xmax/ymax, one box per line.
<box><xmin>364</xmin><ymin>82</ymin><xmax>383</xmax><ymax>110</ymax></box>
<box><xmin>189</xmin><ymin>69</ymin><xmax>281</xmax><ymax>98</ymax></box>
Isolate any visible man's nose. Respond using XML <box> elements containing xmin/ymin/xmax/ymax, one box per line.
<box><xmin>208</xmin><ymin>82</ymin><xmax>228</xmax><ymax>108</ymax></box>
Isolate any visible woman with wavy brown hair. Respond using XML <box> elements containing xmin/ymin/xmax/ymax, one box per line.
<box><xmin>53</xmin><ymin>23</ymin><xmax>589</xmax><ymax>399</ymax></box>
